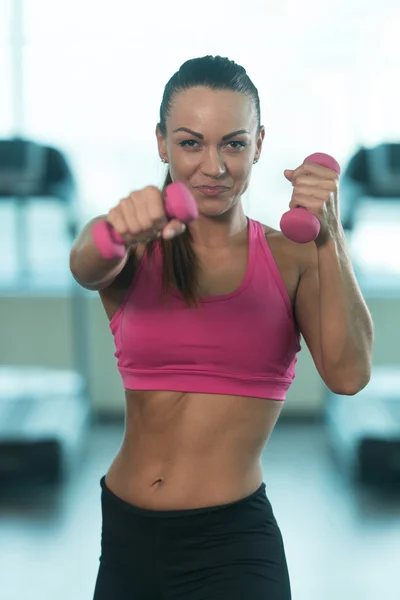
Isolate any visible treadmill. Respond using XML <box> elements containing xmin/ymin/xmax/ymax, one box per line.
<box><xmin>0</xmin><ymin>138</ymin><xmax>91</xmax><ymax>484</ymax></box>
<box><xmin>325</xmin><ymin>142</ymin><xmax>400</xmax><ymax>486</ymax></box>
<box><xmin>325</xmin><ymin>367</ymin><xmax>400</xmax><ymax>485</ymax></box>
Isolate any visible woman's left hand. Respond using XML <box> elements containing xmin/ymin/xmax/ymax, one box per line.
<box><xmin>284</xmin><ymin>162</ymin><xmax>341</xmax><ymax>246</ymax></box>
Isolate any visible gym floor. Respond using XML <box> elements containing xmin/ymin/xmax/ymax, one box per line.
<box><xmin>1</xmin><ymin>421</ymin><xmax>399</xmax><ymax>600</ymax></box>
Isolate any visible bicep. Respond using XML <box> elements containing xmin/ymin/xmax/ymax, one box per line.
<box><xmin>294</xmin><ymin>257</ymin><xmax>326</xmax><ymax>382</ymax></box>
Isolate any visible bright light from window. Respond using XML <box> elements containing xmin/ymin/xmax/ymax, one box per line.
<box><xmin>1</xmin><ymin>1</ymin><xmax>400</xmax><ymax>284</ymax></box>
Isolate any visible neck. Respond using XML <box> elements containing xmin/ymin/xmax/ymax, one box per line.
<box><xmin>188</xmin><ymin>204</ymin><xmax>248</xmax><ymax>248</ymax></box>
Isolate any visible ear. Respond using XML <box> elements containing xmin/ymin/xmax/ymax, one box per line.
<box><xmin>254</xmin><ymin>125</ymin><xmax>265</xmax><ymax>162</ymax></box>
<box><xmin>155</xmin><ymin>124</ymin><xmax>168</xmax><ymax>163</ymax></box>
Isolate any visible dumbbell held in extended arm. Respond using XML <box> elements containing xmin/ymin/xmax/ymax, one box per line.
<box><xmin>92</xmin><ymin>182</ymin><xmax>198</xmax><ymax>260</ymax></box>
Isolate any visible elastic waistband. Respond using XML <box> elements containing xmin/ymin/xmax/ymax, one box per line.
<box><xmin>117</xmin><ymin>369</ymin><xmax>289</xmax><ymax>401</ymax></box>
<box><xmin>100</xmin><ymin>475</ymin><xmax>267</xmax><ymax>519</ymax></box>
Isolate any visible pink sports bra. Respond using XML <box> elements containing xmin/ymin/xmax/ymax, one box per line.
<box><xmin>109</xmin><ymin>218</ymin><xmax>301</xmax><ymax>401</ymax></box>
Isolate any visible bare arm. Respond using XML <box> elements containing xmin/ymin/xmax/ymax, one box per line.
<box><xmin>295</xmin><ymin>232</ymin><xmax>373</xmax><ymax>395</ymax></box>
<box><xmin>70</xmin><ymin>186</ymin><xmax>187</xmax><ymax>291</ymax></box>
<box><xmin>69</xmin><ymin>216</ymin><xmax>133</xmax><ymax>291</ymax></box>
<box><xmin>285</xmin><ymin>158</ymin><xmax>374</xmax><ymax>395</ymax></box>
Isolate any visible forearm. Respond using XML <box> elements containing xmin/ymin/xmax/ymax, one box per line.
<box><xmin>69</xmin><ymin>216</ymin><xmax>131</xmax><ymax>290</ymax></box>
<box><xmin>317</xmin><ymin>229</ymin><xmax>374</xmax><ymax>392</ymax></box>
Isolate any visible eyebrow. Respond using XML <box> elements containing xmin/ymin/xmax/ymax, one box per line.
<box><xmin>172</xmin><ymin>127</ymin><xmax>250</xmax><ymax>141</ymax></box>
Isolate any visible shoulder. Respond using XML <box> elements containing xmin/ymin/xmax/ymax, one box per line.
<box><xmin>259</xmin><ymin>222</ymin><xmax>317</xmax><ymax>276</ymax></box>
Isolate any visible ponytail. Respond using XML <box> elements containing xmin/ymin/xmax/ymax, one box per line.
<box><xmin>146</xmin><ymin>170</ymin><xmax>199</xmax><ymax>307</ymax></box>
<box><xmin>155</xmin><ymin>55</ymin><xmax>261</xmax><ymax>306</ymax></box>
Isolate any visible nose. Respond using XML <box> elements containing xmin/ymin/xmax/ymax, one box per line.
<box><xmin>200</xmin><ymin>147</ymin><xmax>226</xmax><ymax>178</ymax></box>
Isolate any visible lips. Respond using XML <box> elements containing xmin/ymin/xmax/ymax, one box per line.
<box><xmin>196</xmin><ymin>186</ymin><xmax>229</xmax><ymax>190</ymax></box>
<box><xmin>195</xmin><ymin>186</ymin><xmax>230</xmax><ymax>196</ymax></box>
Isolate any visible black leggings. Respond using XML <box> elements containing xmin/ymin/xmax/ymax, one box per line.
<box><xmin>93</xmin><ymin>476</ymin><xmax>292</xmax><ymax>599</ymax></box>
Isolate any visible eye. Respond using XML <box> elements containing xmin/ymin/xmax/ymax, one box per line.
<box><xmin>226</xmin><ymin>141</ymin><xmax>246</xmax><ymax>150</ymax></box>
<box><xmin>179</xmin><ymin>139</ymin><xmax>199</xmax><ymax>148</ymax></box>
<box><xmin>179</xmin><ymin>139</ymin><xmax>247</xmax><ymax>151</ymax></box>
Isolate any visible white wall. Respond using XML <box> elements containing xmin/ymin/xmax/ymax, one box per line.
<box><xmin>1</xmin><ymin>1</ymin><xmax>400</xmax><ymax>229</ymax></box>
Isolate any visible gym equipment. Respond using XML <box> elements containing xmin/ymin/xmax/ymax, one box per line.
<box><xmin>324</xmin><ymin>142</ymin><xmax>400</xmax><ymax>487</ymax></box>
<box><xmin>339</xmin><ymin>142</ymin><xmax>400</xmax><ymax>232</ymax></box>
<box><xmin>325</xmin><ymin>367</ymin><xmax>400</xmax><ymax>486</ymax></box>
<box><xmin>0</xmin><ymin>137</ymin><xmax>90</xmax><ymax>484</ymax></box>
<box><xmin>93</xmin><ymin>182</ymin><xmax>199</xmax><ymax>260</ymax></box>
<box><xmin>280</xmin><ymin>153</ymin><xmax>341</xmax><ymax>244</ymax></box>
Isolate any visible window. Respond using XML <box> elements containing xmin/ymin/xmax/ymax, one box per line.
<box><xmin>1</xmin><ymin>1</ymin><xmax>400</xmax><ymax>287</ymax></box>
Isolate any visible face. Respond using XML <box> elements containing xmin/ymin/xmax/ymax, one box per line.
<box><xmin>156</xmin><ymin>87</ymin><xmax>265</xmax><ymax>217</ymax></box>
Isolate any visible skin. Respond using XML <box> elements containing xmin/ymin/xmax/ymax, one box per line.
<box><xmin>157</xmin><ymin>87</ymin><xmax>264</xmax><ymax>245</ymax></box>
<box><xmin>100</xmin><ymin>87</ymin><xmax>320</xmax><ymax>510</ymax></box>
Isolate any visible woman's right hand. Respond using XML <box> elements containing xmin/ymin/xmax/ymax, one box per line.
<box><xmin>106</xmin><ymin>185</ymin><xmax>187</xmax><ymax>246</ymax></box>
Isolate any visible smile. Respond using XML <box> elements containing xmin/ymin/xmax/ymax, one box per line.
<box><xmin>195</xmin><ymin>186</ymin><xmax>230</xmax><ymax>197</ymax></box>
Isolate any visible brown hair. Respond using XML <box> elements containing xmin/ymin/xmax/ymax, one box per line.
<box><xmin>148</xmin><ymin>55</ymin><xmax>261</xmax><ymax>307</ymax></box>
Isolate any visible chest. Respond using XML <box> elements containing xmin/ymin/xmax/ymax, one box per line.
<box><xmin>195</xmin><ymin>236</ymin><xmax>299</xmax><ymax>307</ymax></box>
<box><xmin>195</xmin><ymin>245</ymin><xmax>248</xmax><ymax>297</ymax></box>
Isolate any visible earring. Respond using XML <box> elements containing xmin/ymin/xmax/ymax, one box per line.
<box><xmin>253</xmin><ymin>158</ymin><xmax>258</xmax><ymax>164</ymax></box>
<box><xmin>161</xmin><ymin>158</ymin><xmax>168</xmax><ymax>164</ymax></box>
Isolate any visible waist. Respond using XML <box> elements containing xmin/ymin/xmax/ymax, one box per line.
<box><xmin>105</xmin><ymin>390</ymin><xmax>281</xmax><ymax>509</ymax></box>
<box><xmin>105</xmin><ymin>459</ymin><xmax>264</xmax><ymax>511</ymax></box>
<box><xmin>100</xmin><ymin>474</ymin><xmax>269</xmax><ymax>520</ymax></box>
<box><xmin>118</xmin><ymin>368</ymin><xmax>292</xmax><ymax>400</ymax></box>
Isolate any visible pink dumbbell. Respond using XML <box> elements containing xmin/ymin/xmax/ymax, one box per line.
<box><xmin>92</xmin><ymin>182</ymin><xmax>198</xmax><ymax>260</ymax></box>
<box><xmin>280</xmin><ymin>153</ymin><xmax>341</xmax><ymax>244</ymax></box>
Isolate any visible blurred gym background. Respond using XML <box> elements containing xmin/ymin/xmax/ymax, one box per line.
<box><xmin>1</xmin><ymin>1</ymin><xmax>399</xmax><ymax>599</ymax></box>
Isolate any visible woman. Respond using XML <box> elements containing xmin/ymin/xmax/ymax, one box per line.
<box><xmin>70</xmin><ymin>55</ymin><xmax>373</xmax><ymax>600</ymax></box>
